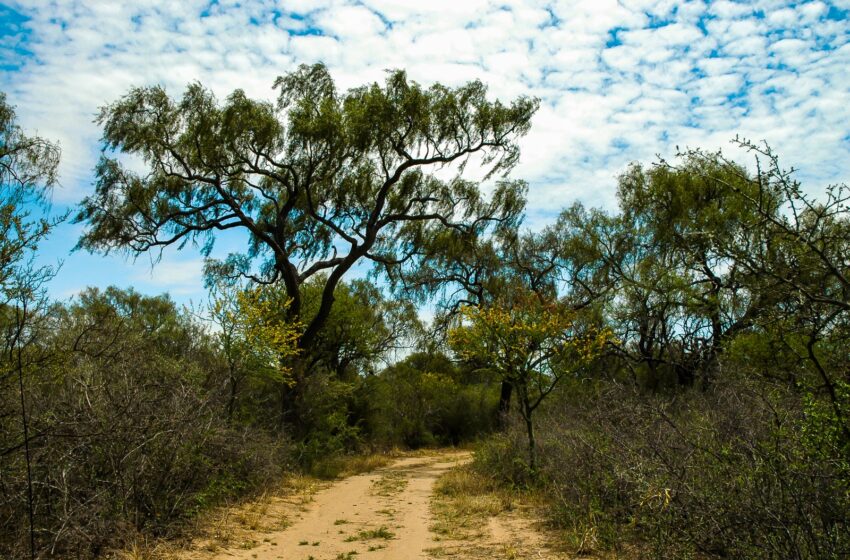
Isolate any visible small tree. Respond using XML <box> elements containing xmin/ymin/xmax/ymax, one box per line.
<box><xmin>449</xmin><ymin>290</ymin><xmax>611</xmax><ymax>471</ymax></box>
<box><xmin>209</xmin><ymin>281</ymin><xmax>301</xmax><ymax>422</ymax></box>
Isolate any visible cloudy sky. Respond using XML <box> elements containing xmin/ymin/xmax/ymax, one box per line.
<box><xmin>1</xmin><ymin>0</ymin><xmax>849</xmax><ymax>305</ymax></box>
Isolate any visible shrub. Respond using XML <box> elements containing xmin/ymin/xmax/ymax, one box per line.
<box><xmin>0</xmin><ymin>288</ymin><xmax>292</xmax><ymax>559</ymax></box>
<box><xmin>476</xmin><ymin>378</ymin><xmax>850</xmax><ymax>559</ymax></box>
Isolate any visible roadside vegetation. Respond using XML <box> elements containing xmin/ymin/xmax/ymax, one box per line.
<box><xmin>469</xmin><ymin>149</ymin><xmax>850</xmax><ymax>559</ymax></box>
<box><xmin>1</xmin><ymin>65</ymin><xmax>848</xmax><ymax>559</ymax></box>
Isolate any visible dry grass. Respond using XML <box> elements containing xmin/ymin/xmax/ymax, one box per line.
<box><xmin>312</xmin><ymin>446</ymin><xmax>466</xmax><ymax>479</ymax></box>
<box><xmin>189</xmin><ymin>474</ymin><xmax>324</xmax><ymax>550</ymax></box>
<box><xmin>427</xmin><ymin>464</ymin><xmax>592</xmax><ymax>560</ymax></box>
<box><xmin>310</xmin><ymin>452</ymin><xmax>394</xmax><ymax>479</ymax></box>
<box><xmin>370</xmin><ymin>469</ymin><xmax>409</xmax><ymax>496</ymax></box>
<box><xmin>114</xmin><ymin>540</ymin><xmax>177</xmax><ymax>560</ymax></box>
<box><xmin>430</xmin><ymin>466</ymin><xmax>513</xmax><ymax>541</ymax></box>
<box><xmin>110</xmin><ymin>473</ymin><xmax>325</xmax><ymax>559</ymax></box>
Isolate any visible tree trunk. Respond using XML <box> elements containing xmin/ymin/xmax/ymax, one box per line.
<box><xmin>675</xmin><ymin>363</ymin><xmax>695</xmax><ymax>387</ymax></box>
<box><xmin>523</xmin><ymin>408</ymin><xmax>536</xmax><ymax>473</ymax></box>
<box><xmin>497</xmin><ymin>381</ymin><xmax>512</xmax><ymax>429</ymax></box>
<box><xmin>227</xmin><ymin>371</ymin><xmax>238</xmax><ymax>421</ymax></box>
<box><xmin>517</xmin><ymin>383</ymin><xmax>537</xmax><ymax>474</ymax></box>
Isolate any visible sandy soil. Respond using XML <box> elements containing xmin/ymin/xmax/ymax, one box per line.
<box><xmin>430</xmin><ymin>510</ymin><xmax>575</xmax><ymax>559</ymax></box>
<box><xmin>171</xmin><ymin>451</ymin><xmax>575</xmax><ymax>560</ymax></box>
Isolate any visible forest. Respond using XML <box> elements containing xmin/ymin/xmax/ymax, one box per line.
<box><xmin>1</xmin><ymin>64</ymin><xmax>848</xmax><ymax>559</ymax></box>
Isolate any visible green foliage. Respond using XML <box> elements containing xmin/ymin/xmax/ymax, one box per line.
<box><xmin>450</xmin><ymin>290</ymin><xmax>611</xmax><ymax>469</ymax></box>
<box><xmin>801</xmin><ymin>379</ymin><xmax>850</xmax><ymax>481</ymax></box>
<box><xmin>296</xmin><ymin>369</ymin><xmax>364</xmax><ymax>468</ymax></box>
<box><xmin>286</xmin><ymin>278</ymin><xmax>426</xmax><ymax>462</ymax></box>
<box><xmin>301</xmin><ymin>276</ymin><xmax>421</xmax><ymax>379</ymax></box>
<box><xmin>0</xmin><ymin>287</ymin><xmax>292</xmax><ymax>559</ymax></box>
<box><xmin>364</xmin><ymin>352</ymin><xmax>499</xmax><ymax>448</ymax></box>
<box><xmin>0</xmin><ymin>92</ymin><xmax>65</xmax><ymax>560</ymax></box>
<box><xmin>208</xmin><ymin>279</ymin><xmax>303</xmax><ymax>422</ymax></box>
<box><xmin>76</xmin><ymin>63</ymin><xmax>537</xmax><ymax>351</ymax></box>
<box><xmin>469</xmin><ymin>141</ymin><xmax>850</xmax><ymax>559</ymax></box>
<box><xmin>0</xmin><ymin>92</ymin><xmax>61</xmax><ymax>290</ymax></box>
<box><xmin>229</xmin><ymin>284</ymin><xmax>302</xmax><ymax>382</ymax></box>
<box><xmin>478</xmin><ymin>380</ymin><xmax>850</xmax><ymax>559</ymax></box>
<box><xmin>473</xmin><ymin>435</ymin><xmax>538</xmax><ymax>489</ymax></box>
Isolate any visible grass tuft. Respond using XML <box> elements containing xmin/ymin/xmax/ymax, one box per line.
<box><xmin>310</xmin><ymin>453</ymin><xmax>393</xmax><ymax>479</ymax></box>
<box><xmin>430</xmin><ymin>466</ymin><xmax>511</xmax><ymax>541</ymax></box>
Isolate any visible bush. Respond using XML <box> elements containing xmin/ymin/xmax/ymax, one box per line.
<box><xmin>364</xmin><ymin>353</ymin><xmax>499</xmax><ymax>448</ymax></box>
<box><xmin>0</xmin><ymin>288</ymin><xmax>292</xmax><ymax>559</ymax></box>
<box><xmin>295</xmin><ymin>369</ymin><xmax>364</xmax><ymax>469</ymax></box>
<box><xmin>476</xmin><ymin>378</ymin><xmax>850</xmax><ymax>559</ymax></box>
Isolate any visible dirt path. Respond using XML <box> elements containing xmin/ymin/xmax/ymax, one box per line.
<box><xmin>171</xmin><ymin>451</ymin><xmax>573</xmax><ymax>560</ymax></box>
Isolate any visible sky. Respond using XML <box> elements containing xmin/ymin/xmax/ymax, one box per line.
<box><xmin>1</xmin><ymin>0</ymin><xmax>849</xmax><ymax>307</ymax></box>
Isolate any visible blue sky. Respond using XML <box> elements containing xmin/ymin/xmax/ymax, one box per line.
<box><xmin>1</xmin><ymin>0</ymin><xmax>849</xmax><ymax>307</ymax></box>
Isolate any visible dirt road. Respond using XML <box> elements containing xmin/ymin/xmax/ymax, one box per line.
<box><xmin>173</xmin><ymin>451</ymin><xmax>571</xmax><ymax>560</ymax></box>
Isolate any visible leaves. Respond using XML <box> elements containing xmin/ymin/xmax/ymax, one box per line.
<box><xmin>449</xmin><ymin>290</ymin><xmax>612</xmax><ymax>392</ymax></box>
<box><xmin>77</xmin><ymin>63</ymin><xmax>537</xmax><ymax>351</ymax></box>
<box><xmin>0</xmin><ymin>93</ymin><xmax>62</xmax><ymax>292</ymax></box>
<box><xmin>212</xmin><ymin>283</ymin><xmax>302</xmax><ymax>385</ymax></box>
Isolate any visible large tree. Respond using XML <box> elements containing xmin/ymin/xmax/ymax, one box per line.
<box><xmin>675</xmin><ymin>140</ymin><xmax>850</xmax><ymax>442</ymax></box>
<box><xmin>76</xmin><ymin>64</ymin><xmax>537</xmax><ymax>350</ymax></box>
<box><xmin>548</xmin><ymin>158</ymin><xmax>780</xmax><ymax>388</ymax></box>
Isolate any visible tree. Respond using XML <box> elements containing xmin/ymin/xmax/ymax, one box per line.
<box><xmin>301</xmin><ymin>276</ymin><xmax>421</xmax><ymax>380</ymax></box>
<box><xmin>671</xmin><ymin>139</ymin><xmax>850</xmax><ymax>441</ymax></box>
<box><xmin>293</xmin><ymin>279</ymin><xmax>422</xmax><ymax>449</ymax></box>
<box><xmin>552</xmin><ymin>158</ymin><xmax>777</xmax><ymax>388</ymax></box>
<box><xmin>618</xmin><ymin>159</ymin><xmax>776</xmax><ymax>379</ymax></box>
<box><xmin>397</xmin><ymin>214</ymin><xmax>615</xmax><ymax>421</ymax></box>
<box><xmin>208</xmin><ymin>280</ymin><xmax>301</xmax><ymax>421</ymax></box>
<box><xmin>0</xmin><ymin>92</ymin><xmax>61</xmax><ymax>290</ymax></box>
<box><xmin>367</xmin><ymin>351</ymin><xmax>494</xmax><ymax>448</ymax></box>
<box><xmin>0</xmin><ymin>92</ymin><xmax>61</xmax><ymax>559</ymax></box>
<box><xmin>379</xmin><ymin>217</ymin><xmax>521</xmax><ymax>423</ymax></box>
<box><xmin>449</xmin><ymin>290</ymin><xmax>611</xmax><ymax>471</ymax></box>
<box><xmin>75</xmin><ymin>64</ymin><xmax>538</xmax><ymax>353</ymax></box>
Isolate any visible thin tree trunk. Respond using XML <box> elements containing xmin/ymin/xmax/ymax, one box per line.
<box><xmin>227</xmin><ymin>370</ymin><xmax>238</xmax><ymax>421</ymax></box>
<box><xmin>517</xmin><ymin>383</ymin><xmax>536</xmax><ymax>474</ymax></box>
<box><xmin>497</xmin><ymin>381</ymin><xmax>512</xmax><ymax>429</ymax></box>
<box><xmin>524</xmin><ymin>408</ymin><xmax>536</xmax><ymax>473</ymax></box>
<box><xmin>14</xmin><ymin>306</ymin><xmax>36</xmax><ymax>559</ymax></box>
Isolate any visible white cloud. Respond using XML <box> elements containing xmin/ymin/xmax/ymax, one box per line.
<box><xmin>1</xmin><ymin>0</ymin><xmax>848</xmax><ymax>301</ymax></box>
<box><xmin>132</xmin><ymin>257</ymin><xmax>207</xmax><ymax>296</ymax></box>
<box><xmin>315</xmin><ymin>5</ymin><xmax>386</xmax><ymax>38</ymax></box>
<box><xmin>709</xmin><ymin>0</ymin><xmax>754</xmax><ymax>19</ymax></box>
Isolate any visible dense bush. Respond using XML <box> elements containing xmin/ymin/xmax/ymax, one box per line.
<box><xmin>363</xmin><ymin>352</ymin><xmax>499</xmax><ymax>448</ymax></box>
<box><xmin>476</xmin><ymin>377</ymin><xmax>850</xmax><ymax>559</ymax></box>
<box><xmin>0</xmin><ymin>288</ymin><xmax>292</xmax><ymax>559</ymax></box>
<box><xmin>294</xmin><ymin>368</ymin><xmax>365</xmax><ymax>468</ymax></box>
